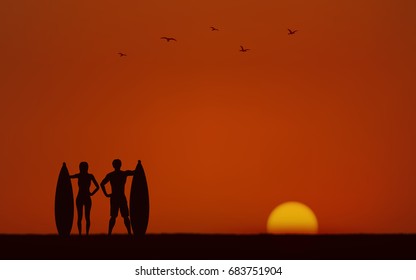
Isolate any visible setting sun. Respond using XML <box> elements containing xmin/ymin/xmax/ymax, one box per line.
<box><xmin>267</xmin><ymin>202</ymin><xmax>318</xmax><ymax>234</ymax></box>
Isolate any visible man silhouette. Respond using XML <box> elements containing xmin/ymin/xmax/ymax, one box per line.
<box><xmin>100</xmin><ymin>159</ymin><xmax>135</xmax><ymax>235</ymax></box>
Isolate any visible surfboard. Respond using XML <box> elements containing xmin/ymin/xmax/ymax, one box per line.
<box><xmin>54</xmin><ymin>162</ymin><xmax>74</xmax><ymax>236</ymax></box>
<box><xmin>130</xmin><ymin>160</ymin><xmax>150</xmax><ymax>236</ymax></box>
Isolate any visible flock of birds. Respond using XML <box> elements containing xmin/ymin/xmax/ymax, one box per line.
<box><xmin>117</xmin><ymin>27</ymin><xmax>298</xmax><ymax>57</ymax></box>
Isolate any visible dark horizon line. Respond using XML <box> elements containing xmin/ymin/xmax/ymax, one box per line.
<box><xmin>1</xmin><ymin>232</ymin><xmax>415</xmax><ymax>236</ymax></box>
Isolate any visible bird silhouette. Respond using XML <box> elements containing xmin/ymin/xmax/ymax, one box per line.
<box><xmin>210</xmin><ymin>26</ymin><xmax>219</xmax><ymax>31</ymax></box>
<box><xmin>288</xmin><ymin>29</ymin><xmax>298</xmax><ymax>35</ymax></box>
<box><xmin>239</xmin><ymin>46</ymin><xmax>250</xmax><ymax>52</ymax></box>
<box><xmin>117</xmin><ymin>52</ymin><xmax>127</xmax><ymax>57</ymax></box>
<box><xmin>161</xmin><ymin>37</ymin><xmax>177</xmax><ymax>42</ymax></box>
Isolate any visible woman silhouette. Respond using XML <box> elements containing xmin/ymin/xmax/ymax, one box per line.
<box><xmin>69</xmin><ymin>162</ymin><xmax>99</xmax><ymax>235</ymax></box>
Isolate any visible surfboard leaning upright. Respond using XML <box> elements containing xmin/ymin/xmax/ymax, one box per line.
<box><xmin>54</xmin><ymin>162</ymin><xmax>74</xmax><ymax>236</ymax></box>
<box><xmin>130</xmin><ymin>160</ymin><xmax>150</xmax><ymax>236</ymax></box>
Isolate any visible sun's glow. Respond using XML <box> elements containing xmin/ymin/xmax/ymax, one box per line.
<box><xmin>267</xmin><ymin>201</ymin><xmax>318</xmax><ymax>234</ymax></box>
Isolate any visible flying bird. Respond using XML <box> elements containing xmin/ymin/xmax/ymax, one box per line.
<box><xmin>117</xmin><ymin>52</ymin><xmax>127</xmax><ymax>57</ymax></box>
<box><xmin>288</xmin><ymin>29</ymin><xmax>298</xmax><ymax>35</ymax></box>
<box><xmin>210</xmin><ymin>26</ymin><xmax>219</xmax><ymax>31</ymax></box>
<box><xmin>161</xmin><ymin>37</ymin><xmax>177</xmax><ymax>42</ymax></box>
<box><xmin>239</xmin><ymin>46</ymin><xmax>250</xmax><ymax>52</ymax></box>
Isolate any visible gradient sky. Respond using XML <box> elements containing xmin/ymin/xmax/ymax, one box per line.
<box><xmin>1</xmin><ymin>0</ymin><xmax>416</xmax><ymax>234</ymax></box>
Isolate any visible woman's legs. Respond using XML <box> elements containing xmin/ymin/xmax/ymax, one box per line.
<box><xmin>85</xmin><ymin>199</ymin><xmax>92</xmax><ymax>235</ymax></box>
<box><xmin>76</xmin><ymin>199</ymin><xmax>83</xmax><ymax>235</ymax></box>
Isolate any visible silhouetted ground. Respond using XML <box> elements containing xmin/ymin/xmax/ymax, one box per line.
<box><xmin>0</xmin><ymin>234</ymin><xmax>415</xmax><ymax>259</ymax></box>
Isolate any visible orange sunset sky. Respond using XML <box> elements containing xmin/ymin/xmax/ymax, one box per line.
<box><xmin>1</xmin><ymin>0</ymin><xmax>416</xmax><ymax>234</ymax></box>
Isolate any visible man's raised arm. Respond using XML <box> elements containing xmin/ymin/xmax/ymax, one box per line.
<box><xmin>125</xmin><ymin>170</ymin><xmax>135</xmax><ymax>176</ymax></box>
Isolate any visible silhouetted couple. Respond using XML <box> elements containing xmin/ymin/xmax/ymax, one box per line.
<box><xmin>69</xmin><ymin>159</ymin><xmax>135</xmax><ymax>236</ymax></box>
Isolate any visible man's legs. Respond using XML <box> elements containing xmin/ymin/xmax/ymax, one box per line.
<box><xmin>108</xmin><ymin>216</ymin><xmax>116</xmax><ymax>236</ymax></box>
<box><xmin>109</xmin><ymin>196</ymin><xmax>117</xmax><ymax>236</ymax></box>
<box><xmin>108</xmin><ymin>196</ymin><xmax>131</xmax><ymax>235</ymax></box>
<box><xmin>123</xmin><ymin>217</ymin><xmax>131</xmax><ymax>235</ymax></box>
<box><xmin>120</xmin><ymin>196</ymin><xmax>131</xmax><ymax>235</ymax></box>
